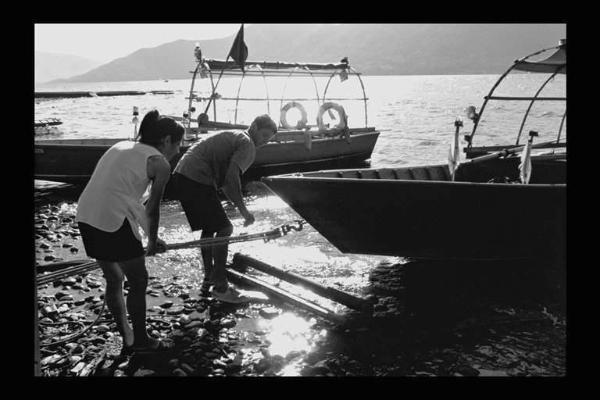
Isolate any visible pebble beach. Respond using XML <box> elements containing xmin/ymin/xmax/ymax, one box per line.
<box><xmin>35</xmin><ymin>188</ymin><xmax>566</xmax><ymax>377</ymax></box>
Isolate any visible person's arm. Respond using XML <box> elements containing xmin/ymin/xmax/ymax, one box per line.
<box><xmin>221</xmin><ymin>163</ymin><xmax>254</xmax><ymax>226</ymax></box>
<box><xmin>145</xmin><ymin>155</ymin><xmax>171</xmax><ymax>255</ymax></box>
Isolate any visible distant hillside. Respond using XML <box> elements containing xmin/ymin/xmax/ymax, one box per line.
<box><xmin>56</xmin><ymin>24</ymin><xmax>566</xmax><ymax>83</ymax></box>
<box><xmin>35</xmin><ymin>51</ymin><xmax>102</xmax><ymax>84</ymax></box>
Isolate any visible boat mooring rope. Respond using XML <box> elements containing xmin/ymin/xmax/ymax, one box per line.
<box><xmin>37</xmin><ymin>219</ymin><xmax>306</xmax><ymax>349</ymax></box>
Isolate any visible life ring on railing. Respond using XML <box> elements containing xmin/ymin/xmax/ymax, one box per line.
<box><xmin>317</xmin><ymin>102</ymin><xmax>347</xmax><ymax>132</ymax></box>
<box><xmin>280</xmin><ymin>101</ymin><xmax>308</xmax><ymax>130</ymax></box>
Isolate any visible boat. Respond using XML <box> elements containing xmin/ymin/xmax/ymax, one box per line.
<box><xmin>262</xmin><ymin>40</ymin><xmax>566</xmax><ymax>261</ymax></box>
<box><xmin>34</xmin><ymin>118</ymin><xmax>63</xmax><ymax>136</ymax></box>
<box><xmin>34</xmin><ymin>32</ymin><xmax>380</xmax><ymax>185</ymax></box>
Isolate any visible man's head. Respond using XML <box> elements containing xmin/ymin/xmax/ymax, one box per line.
<box><xmin>248</xmin><ymin>114</ymin><xmax>277</xmax><ymax>147</ymax></box>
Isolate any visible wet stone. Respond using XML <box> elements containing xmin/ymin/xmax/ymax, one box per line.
<box><xmin>86</xmin><ymin>280</ymin><xmax>101</xmax><ymax>288</ymax></box>
<box><xmin>160</xmin><ymin>301</ymin><xmax>174</xmax><ymax>309</ymax></box>
<box><xmin>172</xmin><ymin>368</ymin><xmax>187</xmax><ymax>377</ymax></box>
<box><xmin>220</xmin><ymin>318</ymin><xmax>236</xmax><ymax>328</ymax></box>
<box><xmin>70</xmin><ymin>248</ymin><xmax>79</xmax><ymax>253</ymax></box>
<box><xmin>62</xmin><ymin>243</ymin><xmax>73</xmax><ymax>248</ymax></box>
<box><xmin>180</xmin><ymin>363</ymin><xmax>195</xmax><ymax>375</ymax></box>
<box><xmin>62</xmin><ymin>277</ymin><xmax>77</xmax><ymax>285</ymax></box>
<box><xmin>54</xmin><ymin>291</ymin><xmax>69</xmax><ymax>300</ymax></box>
<box><xmin>44</xmin><ymin>255</ymin><xmax>56</xmax><ymax>262</ymax></box>
<box><xmin>57</xmin><ymin>304</ymin><xmax>70</xmax><ymax>313</ymax></box>
<box><xmin>95</xmin><ymin>324</ymin><xmax>110</xmax><ymax>333</ymax></box>
<box><xmin>167</xmin><ymin>307</ymin><xmax>185</xmax><ymax>316</ymax></box>
<box><xmin>185</xmin><ymin>320</ymin><xmax>203</xmax><ymax>330</ymax></box>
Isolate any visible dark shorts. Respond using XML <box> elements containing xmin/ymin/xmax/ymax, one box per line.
<box><xmin>172</xmin><ymin>172</ymin><xmax>232</xmax><ymax>232</ymax></box>
<box><xmin>79</xmin><ymin>219</ymin><xmax>145</xmax><ymax>262</ymax></box>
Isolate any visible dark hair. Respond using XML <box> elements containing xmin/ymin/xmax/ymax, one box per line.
<box><xmin>250</xmin><ymin>114</ymin><xmax>277</xmax><ymax>133</ymax></box>
<box><xmin>138</xmin><ymin>109</ymin><xmax>184</xmax><ymax>146</ymax></box>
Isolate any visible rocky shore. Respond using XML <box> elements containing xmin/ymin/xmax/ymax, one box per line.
<box><xmin>35</xmin><ymin>196</ymin><xmax>566</xmax><ymax>377</ymax></box>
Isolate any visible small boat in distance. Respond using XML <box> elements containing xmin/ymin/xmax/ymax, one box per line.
<box><xmin>34</xmin><ymin>118</ymin><xmax>63</xmax><ymax>136</ymax></box>
<box><xmin>262</xmin><ymin>40</ymin><xmax>566</xmax><ymax>261</ymax></box>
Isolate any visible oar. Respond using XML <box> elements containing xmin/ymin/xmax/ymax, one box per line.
<box><xmin>467</xmin><ymin>138</ymin><xmax>557</xmax><ymax>165</ymax></box>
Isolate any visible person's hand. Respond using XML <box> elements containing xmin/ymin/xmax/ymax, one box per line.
<box><xmin>243</xmin><ymin>212</ymin><xmax>255</xmax><ymax>227</ymax></box>
<box><xmin>146</xmin><ymin>238</ymin><xmax>168</xmax><ymax>256</ymax></box>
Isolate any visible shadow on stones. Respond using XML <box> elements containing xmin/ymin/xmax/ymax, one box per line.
<box><xmin>308</xmin><ymin>256</ymin><xmax>566</xmax><ymax>376</ymax></box>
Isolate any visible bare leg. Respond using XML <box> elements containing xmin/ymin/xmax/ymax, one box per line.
<box><xmin>99</xmin><ymin>261</ymin><xmax>134</xmax><ymax>348</ymax></box>
<box><xmin>200</xmin><ymin>230</ymin><xmax>214</xmax><ymax>282</ymax></box>
<box><xmin>118</xmin><ymin>255</ymin><xmax>154</xmax><ymax>347</ymax></box>
<box><xmin>212</xmin><ymin>224</ymin><xmax>233</xmax><ymax>292</ymax></box>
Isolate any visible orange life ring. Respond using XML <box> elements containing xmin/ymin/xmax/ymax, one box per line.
<box><xmin>280</xmin><ymin>101</ymin><xmax>308</xmax><ymax>130</ymax></box>
<box><xmin>316</xmin><ymin>102</ymin><xmax>347</xmax><ymax>132</ymax></box>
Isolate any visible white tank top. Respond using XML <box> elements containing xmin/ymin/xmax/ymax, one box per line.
<box><xmin>76</xmin><ymin>141</ymin><xmax>163</xmax><ymax>241</ymax></box>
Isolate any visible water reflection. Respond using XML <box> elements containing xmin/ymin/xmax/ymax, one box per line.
<box><xmin>257</xmin><ymin>312</ymin><xmax>325</xmax><ymax>376</ymax></box>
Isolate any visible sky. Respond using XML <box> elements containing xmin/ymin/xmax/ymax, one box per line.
<box><xmin>35</xmin><ymin>24</ymin><xmax>242</xmax><ymax>63</ymax></box>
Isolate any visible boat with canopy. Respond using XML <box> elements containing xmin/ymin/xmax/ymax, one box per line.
<box><xmin>262</xmin><ymin>40</ymin><xmax>567</xmax><ymax>261</ymax></box>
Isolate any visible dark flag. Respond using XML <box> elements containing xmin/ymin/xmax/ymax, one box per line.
<box><xmin>228</xmin><ymin>24</ymin><xmax>248</xmax><ymax>71</ymax></box>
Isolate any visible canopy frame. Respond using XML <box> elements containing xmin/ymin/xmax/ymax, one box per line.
<box><xmin>467</xmin><ymin>41</ymin><xmax>566</xmax><ymax>147</ymax></box>
<box><xmin>188</xmin><ymin>56</ymin><xmax>369</xmax><ymax>129</ymax></box>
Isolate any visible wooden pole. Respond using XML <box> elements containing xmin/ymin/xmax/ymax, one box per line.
<box><xmin>225</xmin><ymin>267</ymin><xmax>345</xmax><ymax>324</ymax></box>
<box><xmin>232</xmin><ymin>253</ymin><xmax>371</xmax><ymax>312</ymax></box>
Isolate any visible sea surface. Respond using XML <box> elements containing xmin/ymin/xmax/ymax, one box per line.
<box><xmin>35</xmin><ymin>73</ymin><xmax>566</xmax><ymax>376</ymax></box>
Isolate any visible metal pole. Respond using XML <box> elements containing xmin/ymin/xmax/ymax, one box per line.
<box><xmin>187</xmin><ymin>63</ymin><xmax>201</xmax><ymax>117</ymax></box>
<box><xmin>515</xmin><ymin>67</ymin><xmax>564</xmax><ymax>145</ymax></box>
<box><xmin>350</xmin><ymin>66</ymin><xmax>369</xmax><ymax>127</ymax></box>
<box><xmin>203</xmin><ymin>56</ymin><xmax>231</xmax><ymax>117</ymax></box>
<box><xmin>470</xmin><ymin>44</ymin><xmax>561</xmax><ymax>145</ymax></box>
<box><xmin>234</xmin><ymin>69</ymin><xmax>246</xmax><ymax>124</ymax></box>
<box><xmin>279</xmin><ymin>67</ymin><xmax>301</xmax><ymax>121</ymax></box>
<box><xmin>557</xmin><ymin>111</ymin><xmax>567</xmax><ymax>143</ymax></box>
<box><xmin>305</xmin><ymin>66</ymin><xmax>321</xmax><ymax>120</ymax></box>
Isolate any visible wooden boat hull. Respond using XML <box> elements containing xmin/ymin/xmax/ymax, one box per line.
<box><xmin>262</xmin><ymin>160</ymin><xmax>566</xmax><ymax>260</ymax></box>
<box><xmin>34</xmin><ymin>130</ymin><xmax>379</xmax><ymax>184</ymax></box>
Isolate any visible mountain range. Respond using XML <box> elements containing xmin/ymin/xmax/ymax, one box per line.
<box><xmin>48</xmin><ymin>24</ymin><xmax>566</xmax><ymax>83</ymax></box>
<box><xmin>35</xmin><ymin>51</ymin><xmax>102</xmax><ymax>84</ymax></box>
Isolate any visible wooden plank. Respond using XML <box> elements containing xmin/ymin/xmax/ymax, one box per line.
<box><xmin>233</xmin><ymin>254</ymin><xmax>371</xmax><ymax>312</ymax></box>
<box><xmin>225</xmin><ymin>268</ymin><xmax>345</xmax><ymax>324</ymax></box>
